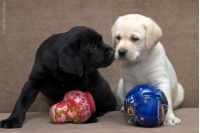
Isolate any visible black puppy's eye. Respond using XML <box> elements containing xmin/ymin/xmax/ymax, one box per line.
<box><xmin>91</xmin><ymin>43</ymin><xmax>96</xmax><ymax>50</ymax></box>
<box><xmin>90</xmin><ymin>41</ymin><xmax>96</xmax><ymax>50</ymax></box>
<box><xmin>132</xmin><ymin>37</ymin><xmax>139</xmax><ymax>42</ymax></box>
<box><xmin>116</xmin><ymin>36</ymin><xmax>121</xmax><ymax>40</ymax></box>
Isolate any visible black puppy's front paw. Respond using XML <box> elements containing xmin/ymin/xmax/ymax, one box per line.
<box><xmin>95</xmin><ymin>111</ymin><xmax>106</xmax><ymax>117</ymax></box>
<box><xmin>0</xmin><ymin>118</ymin><xmax>22</xmax><ymax>128</ymax></box>
<box><xmin>84</xmin><ymin>115</ymin><xmax>98</xmax><ymax>123</ymax></box>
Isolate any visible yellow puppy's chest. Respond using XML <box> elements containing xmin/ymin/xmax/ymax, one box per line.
<box><xmin>121</xmin><ymin>62</ymin><xmax>150</xmax><ymax>85</ymax></box>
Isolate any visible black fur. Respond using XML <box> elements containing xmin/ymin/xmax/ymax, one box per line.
<box><xmin>0</xmin><ymin>26</ymin><xmax>117</xmax><ymax>128</ymax></box>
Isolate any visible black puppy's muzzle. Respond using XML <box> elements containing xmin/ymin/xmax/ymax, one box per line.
<box><xmin>102</xmin><ymin>48</ymin><xmax>115</xmax><ymax>67</ymax></box>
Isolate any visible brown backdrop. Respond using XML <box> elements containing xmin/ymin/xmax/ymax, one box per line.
<box><xmin>0</xmin><ymin>0</ymin><xmax>198</xmax><ymax>112</ymax></box>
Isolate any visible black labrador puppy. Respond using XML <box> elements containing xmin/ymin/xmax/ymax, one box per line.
<box><xmin>0</xmin><ymin>26</ymin><xmax>117</xmax><ymax>128</ymax></box>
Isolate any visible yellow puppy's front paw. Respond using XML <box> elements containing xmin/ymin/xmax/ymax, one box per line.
<box><xmin>120</xmin><ymin>106</ymin><xmax>125</xmax><ymax>112</ymax></box>
<box><xmin>163</xmin><ymin>116</ymin><xmax>181</xmax><ymax>126</ymax></box>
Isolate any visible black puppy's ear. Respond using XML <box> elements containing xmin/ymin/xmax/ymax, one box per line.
<box><xmin>59</xmin><ymin>42</ymin><xmax>83</xmax><ymax>77</ymax></box>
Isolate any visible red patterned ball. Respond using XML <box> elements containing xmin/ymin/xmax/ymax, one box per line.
<box><xmin>49</xmin><ymin>90</ymin><xmax>96</xmax><ymax>124</ymax></box>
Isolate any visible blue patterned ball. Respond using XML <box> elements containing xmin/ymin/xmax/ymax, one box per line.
<box><xmin>124</xmin><ymin>84</ymin><xmax>168</xmax><ymax>127</ymax></box>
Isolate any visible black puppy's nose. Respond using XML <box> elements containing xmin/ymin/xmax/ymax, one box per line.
<box><xmin>118</xmin><ymin>49</ymin><xmax>127</xmax><ymax>57</ymax></box>
<box><xmin>105</xmin><ymin>47</ymin><xmax>115</xmax><ymax>55</ymax></box>
<box><xmin>108</xmin><ymin>49</ymin><xmax>115</xmax><ymax>55</ymax></box>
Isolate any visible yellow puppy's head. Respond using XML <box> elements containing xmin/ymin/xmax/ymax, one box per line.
<box><xmin>111</xmin><ymin>14</ymin><xmax>162</xmax><ymax>62</ymax></box>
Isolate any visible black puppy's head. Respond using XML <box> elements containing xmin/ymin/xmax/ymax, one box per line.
<box><xmin>59</xmin><ymin>26</ymin><xmax>115</xmax><ymax>77</ymax></box>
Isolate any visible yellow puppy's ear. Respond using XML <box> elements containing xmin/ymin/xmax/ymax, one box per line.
<box><xmin>111</xmin><ymin>16</ymin><xmax>122</xmax><ymax>49</ymax></box>
<box><xmin>144</xmin><ymin>18</ymin><xmax>162</xmax><ymax>51</ymax></box>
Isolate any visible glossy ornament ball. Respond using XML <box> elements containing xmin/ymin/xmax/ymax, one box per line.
<box><xmin>49</xmin><ymin>90</ymin><xmax>96</xmax><ymax>124</ymax></box>
<box><xmin>124</xmin><ymin>84</ymin><xmax>168</xmax><ymax>127</ymax></box>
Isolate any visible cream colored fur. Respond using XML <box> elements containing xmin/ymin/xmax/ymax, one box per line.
<box><xmin>111</xmin><ymin>14</ymin><xmax>184</xmax><ymax>126</ymax></box>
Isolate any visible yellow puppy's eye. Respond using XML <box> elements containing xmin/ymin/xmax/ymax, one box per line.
<box><xmin>116</xmin><ymin>36</ymin><xmax>121</xmax><ymax>40</ymax></box>
<box><xmin>132</xmin><ymin>37</ymin><xmax>139</xmax><ymax>42</ymax></box>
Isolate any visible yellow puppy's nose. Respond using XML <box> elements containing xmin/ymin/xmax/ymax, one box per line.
<box><xmin>118</xmin><ymin>49</ymin><xmax>127</xmax><ymax>57</ymax></box>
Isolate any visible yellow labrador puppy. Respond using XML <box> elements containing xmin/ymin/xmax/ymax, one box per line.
<box><xmin>111</xmin><ymin>14</ymin><xmax>184</xmax><ymax>126</ymax></box>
